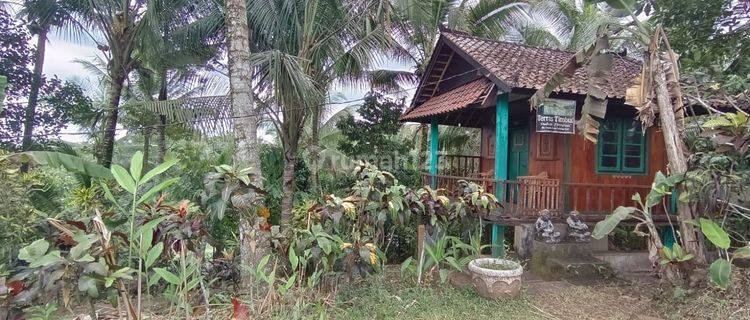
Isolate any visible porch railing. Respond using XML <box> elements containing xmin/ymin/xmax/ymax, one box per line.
<box><xmin>421</xmin><ymin>173</ymin><xmax>656</xmax><ymax>220</ymax></box>
<box><xmin>437</xmin><ymin>154</ymin><xmax>482</xmax><ymax>177</ymax></box>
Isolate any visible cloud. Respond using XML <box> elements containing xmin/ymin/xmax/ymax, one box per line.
<box><xmin>43</xmin><ymin>37</ymin><xmax>99</xmax><ymax>82</ymax></box>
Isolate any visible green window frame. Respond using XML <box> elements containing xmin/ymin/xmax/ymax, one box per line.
<box><xmin>596</xmin><ymin>117</ymin><xmax>647</xmax><ymax>174</ymax></box>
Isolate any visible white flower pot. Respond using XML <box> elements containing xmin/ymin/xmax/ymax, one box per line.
<box><xmin>468</xmin><ymin>258</ymin><xmax>523</xmax><ymax>299</ymax></box>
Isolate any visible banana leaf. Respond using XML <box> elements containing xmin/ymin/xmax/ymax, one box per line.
<box><xmin>6</xmin><ymin>151</ymin><xmax>113</xmax><ymax>184</ymax></box>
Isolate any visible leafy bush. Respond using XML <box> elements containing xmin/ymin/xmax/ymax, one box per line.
<box><xmin>609</xmin><ymin>227</ymin><xmax>648</xmax><ymax>251</ymax></box>
<box><xmin>0</xmin><ymin>152</ymin><xmax>79</xmax><ymax>262</ymax></box>
<box><xmin>167</xmin><ymin>139</ymin><xmax>232</xmax><ymax>202</ymax></box>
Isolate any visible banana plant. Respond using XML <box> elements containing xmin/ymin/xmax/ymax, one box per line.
<box><xmin>698</xmin><ymin>218</ymin><xmax>750</xmax><ymax>289</ymax></box>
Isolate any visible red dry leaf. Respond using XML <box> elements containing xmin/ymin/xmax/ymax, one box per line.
<box><xmin>231</xmin><ymin>297</ymin><xmax>249</xmax><ymax>320</ymax></box>
<box><xmin>65</xmin><ymin>220</ymin><xmax>87</xmax><ymax>231</ymax></box>
<box><xmin>178</xmin><ymin>200</ymin><xmax>189</xmax><ymax>218</ymax></box>
<box><xmin>7</xmin><ymin>281</ymin><xmax>25</xmax><ymax>296</ymax></box>
<box><xmin>260</xmin><ymin>222</ymin><xmax>272</xmax><ymax>232</ymax></box>
<box><xmin>58</xmin><ymin>234</ymin><xmax>76</xmax><ymax>246</ymax></box>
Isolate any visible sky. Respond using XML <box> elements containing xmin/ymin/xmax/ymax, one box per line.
<box><xmin>37</xmin><ymin>28</ymin><xmax>415</xmax><ymax>143</ymax></box>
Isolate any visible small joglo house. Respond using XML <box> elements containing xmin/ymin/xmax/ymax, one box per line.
<box><xmin>400</xmin><ymin>28</ymin><xmax>675</xmax><ymax>257</ymax></box>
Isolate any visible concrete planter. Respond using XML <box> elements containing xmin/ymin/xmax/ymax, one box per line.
<box><xmin>468</xmin><ymin>258</ymin><xmax>523</xmax><ymax>299</ymax></box>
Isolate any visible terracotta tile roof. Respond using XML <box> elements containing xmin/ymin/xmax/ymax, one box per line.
<box><xmin>400</xmin><ymin>78</ymin><xmax>493</xmax><ymax>121</ymax></box>
<box><xmin>441</xmin><ymin>30</ymin><xmax>642</xmax><ymax>99</ymax></box>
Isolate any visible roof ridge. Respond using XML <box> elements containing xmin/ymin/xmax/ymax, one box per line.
<box><xmin>440</xmin><ymin>27</ymin><xmax>576</xmax><ymax>55</ymax></box>
<box><xmin>440</xmin><ymin>27</ymin><xmax>642</xmax><ymax>66</ymax></box>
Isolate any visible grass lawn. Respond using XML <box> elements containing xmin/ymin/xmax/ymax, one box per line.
<box><xmin>329</xmin><ymin>270</ymin><xmax>545</xmax><ymax>320</ymax></box>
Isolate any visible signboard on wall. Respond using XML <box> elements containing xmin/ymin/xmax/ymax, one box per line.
<box><xmin>536</xmin><ymin>99</ymin><xmax>576</xmax><ymax>134</ymax></box>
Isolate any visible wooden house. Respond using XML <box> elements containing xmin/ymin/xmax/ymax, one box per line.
<box><xmin>400</xmin><ymin>28</ymin><xmax>673</xmax><ymax>256</ymax></box>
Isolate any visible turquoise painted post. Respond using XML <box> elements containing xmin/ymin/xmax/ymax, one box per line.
<box><xmin>660</xmin><ymin>190</ymin><xmax>679</xmax><ymax>248</ymax></box>
<box><xmin>492</xmin><ymin>94</ymin><xmax>510</xmax><ymax>258</ymax></box>
<box><xmin>429</xmin><ymin>118</ymin><xmax>439</xmax><ymax>188</ymax></box>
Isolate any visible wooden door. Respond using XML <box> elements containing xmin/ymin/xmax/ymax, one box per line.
<box><xmin>508</xmin><ymin>126</ymin><xmax>529</xmax><ymax>180</ymax></box>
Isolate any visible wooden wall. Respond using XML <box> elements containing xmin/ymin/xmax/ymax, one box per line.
<box><xmin>528</xmin><ymin>124</ymin><xmax>564</xmax><ymax>180</ymax></box>
<box><xmin>479</xmin><ymin>127</ymin><xmax>495</xmax><ymax>174</ymax></box>
<box><xmin>562</xmin><ymin>126</ymin><xmax>668</xmax><ymax>213</ymax></box>
<box><xmin>566</xmin><ymin>126</ymin><xmax>667</xmax><ymax>185</ymax></box>
<box><xmin>479</xmin><ymin>107</ymin><xmax>669</xmax><ymax>214</ymax></box>
<box><xmin>471</xmin><ymin>91</ymin><xmax>670</xmax><ymax>214</ymax></box>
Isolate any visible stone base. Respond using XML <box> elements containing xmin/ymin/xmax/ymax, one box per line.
<box><xmin>593</xmin><ymin>251</ymin><xmax>651</xmax><ymax>274</ymax></box>
<box><xmin>530</xmin><ymin>240</ymin><xmax>612</xmax><ymax>281</ymax></box>
<box><xmin>547</xmin><ymin>257</ymin><xmax>613</xmax><ymax>280</ymax></box>
<box><xmin>515</xmin><ymin>223</ymin><xmax>567</xmax><ymax>259</ymax></box>
<box><xmin>514</xmin><ymin>224</ymin><xmax>535</xmax><ymax>258</ymax></box>
<box><xmin>589</xmin><ymin>236</ymin><xmax>608</xmax><ymax>251</ymax></box>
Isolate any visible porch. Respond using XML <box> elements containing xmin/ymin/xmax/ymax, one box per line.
<box><xmin>421</xmin><ymin>170</ymin><xmax>671</xmax><ymax>226</ymax></box>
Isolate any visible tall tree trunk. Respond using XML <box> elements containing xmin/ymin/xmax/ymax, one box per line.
<box><xmin>280</xmin><ymin>154</ymin><xmax>296</xmax><ymax>229</ymax></box>
<box><xmin>280</xmin><ymin>116</ymin><xmax>302</xmax><ymax>228</ymax></box>
<box><xmin>157</xmin><ymin>115</ymin><xmax>167</xmax><ymax>163</ymax></box>
<box><xmin>654</xmin><ymin>62</ymin><xmax>707</xmax><ymax>265</ymax></box>
<box><xmin>21</xmin><ymin>27</ymin><xmax>48</xmax><ymax>154</ymax></box>
<box><xmin>157</xmin><ymin>78</ymin><xmax>168</xmax><ymax>163</ymax></box>
<box><xmin>142</xmin><ymin>127</ymin><xmax>151</xmax><ymax>172</ymax></box>
<box><xmin>225</xmin><ymin>0</ymin><xmax>266</xmax><ymax>290</ymax></box>
<box><xmin>310</xmin><ymin>105</ymin><xmax>321</xmax><ymax>191</ymax></box>
<box><xmin>97</xmin><ymin>70</ymin><xmax>126</xmax><ymax>167</ymax></box>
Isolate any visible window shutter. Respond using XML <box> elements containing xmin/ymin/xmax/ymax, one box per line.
<box><xmin>596</xmin><ymin>118</ymin><xmax>647</xmax><ymax>174</ymax></box>
<box><xmin>597</xmin><ymin>118</ymin><xmax>622</xmax><ymax>172</ymax></box>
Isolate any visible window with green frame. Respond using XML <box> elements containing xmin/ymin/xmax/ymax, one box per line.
<box><xmin>596</xmin><ymin>117</ymin><xmax>647</xmax><ymax>174</ymax></box>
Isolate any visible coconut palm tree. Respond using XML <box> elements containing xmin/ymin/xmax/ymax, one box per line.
<box><xmin>133</xmin><ymin>0</ymin><xmax>220</xmax><ymax>163</ymax></box>
<box><xmin>222</xmin><ymin>0</ymin><xmax>270</xmax><ymax>289</ymax></box>
<box><xmin>18</xmin><ymin>0</ymin><xmax>89</xmax><ymax>152</ymax></box>
<box><xmin>65</xmin><ymin>0</ymin><xmax>208</xmax><ymax>167</ymax></box>
<box><xmin>494</xmin><ymin>0</ymin><xmax>616</xmax><ymax>50</ymax></box>
<box><xmin>246</xmin><ymin>0</ymin><xmax>397</xmax><ymax>228</ymax></box>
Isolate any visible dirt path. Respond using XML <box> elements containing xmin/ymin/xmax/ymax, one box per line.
<box><xmin>524</xmin><ymin>279</ymin><xmax>663</xmax><ymax>320</ymax></box>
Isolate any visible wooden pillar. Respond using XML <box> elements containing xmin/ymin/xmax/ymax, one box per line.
<box><xmin>429</xmin><ymin>117</ymin><xmax>439</xmax><ymax>188</ymax></box>
<box><xmin>492</xmin><ymin>93</ymin><xmax>510</xmax><ymax>258</ymax></box>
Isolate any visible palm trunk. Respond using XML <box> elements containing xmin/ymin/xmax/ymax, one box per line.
<box><xmin>97</xmin><ymin>70</ymin><xmax>126</xmax><ymax>167</ymax></box>
<box><xmin>310</xmin><ymin>106</ymin><xmax>321</xmax><ymax>191</ymax></box>
<box><xmin>280</xmin><ymin>155</ymin><xmax>296</xmax><ymax>228</ymax></box>
<box><xmin>225</xmin><ymin>0</ymin><xmax>266</xmax><ymax>290</ymax></box>
<box><xmin>157</xmin><ymin>116</ymin><xmax>167</xmax><ymax>163</ymax></box>
<box><xmin>157</xmin><ymin>79</ymin><xmax>168</xmax><ymax>163</ymax></box>
<box><xmin>21</xmin><ymin>27</ymin><xmax>48</xmax><ymax>153</ymax></box>
<box><xmin>654</xmin><ymin>62</ymin><xmax>707</xmax><ymax>265</ymax></box>
<box><xmin>142</xmin><ymin>127</ymin><xmax>151</xmax><ymax>172</ymax></box>
<box><xmin>280</xmin><ymin>118</ymin><xmax>302</xmax><ymax>228</ymax></box>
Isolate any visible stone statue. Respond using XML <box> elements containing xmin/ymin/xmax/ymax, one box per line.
<box><xmin>534</xmin><ymin>209</ymin><xmax>560</xmax><ymax>243</ymax></box>
<box><xmin>566</xmin><ymin>210</ymin><xmax>591</xmax><ymax>242</ymax></box>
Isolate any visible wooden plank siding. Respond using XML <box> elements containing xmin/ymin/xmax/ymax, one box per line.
<box><xmin>431</xmin><ymin>100</ymin><xmax>670</xmax><ymax>223</ymax></box>
<box><xmin>565</xmin><ymin>125</ymin><xmax>667</xmax><ymax>214</ymax></box>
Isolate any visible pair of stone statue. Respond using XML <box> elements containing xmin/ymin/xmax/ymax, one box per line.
<box><xmin>534</xmin><ymin>209</ymin><xmax>591</xmax><ymax>243</ymax></box>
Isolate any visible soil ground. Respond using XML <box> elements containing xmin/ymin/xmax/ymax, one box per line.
<box><xmin>64</xmin><ymin>267</ymin><xmax>749</xmax><ymax>319</ymax></box>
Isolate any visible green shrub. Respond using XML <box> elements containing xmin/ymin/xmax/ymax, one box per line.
<box><xmin>167</xmin><ymin>139</ymin><xmax>232</xmax><ymax>202</ymax></box>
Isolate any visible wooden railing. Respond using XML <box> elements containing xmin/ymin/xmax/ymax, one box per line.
<box><xmin>421</xmin><ymin>173</ymin><xmax>657</xmax><ymax>220</ymax></box>
<box><xmin>562</xmin><ymin>183</ymin><xmax>656</xmax><ymax>215</ymax></box>
<box><xmin>421</xmin><ymin>173</ymin><xmax>560</xmax><ymax>218</ymax></box>
<box><xmin>437</xmin><ymin>154</ymin><xmax>481</xmax><ymax>177</ymax></box>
